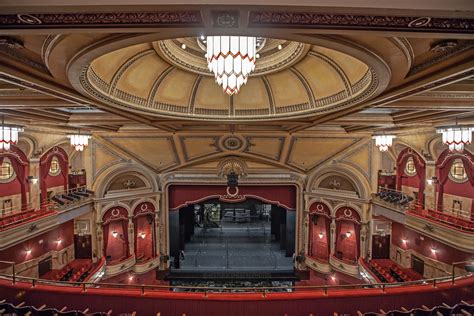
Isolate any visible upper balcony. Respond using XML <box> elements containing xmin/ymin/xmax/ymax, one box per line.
<box><xmin>0</xmin><ymin>186</ymin><xmax>94</xmax><ymax>250</ymax></box>
<box><xmin>372</xmin><ymin>187</ymin><xmax>474</xmax><ymax>252</ymax></box>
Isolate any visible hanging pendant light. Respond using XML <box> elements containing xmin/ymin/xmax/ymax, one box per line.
<box><xmin>68</xmin><ymin>132</ymin><xmax>91</xmax><ymax>152</ymax></box>
<box><xmin>373</xmin><ymin>134</ymin><xmax>396</xmax><ymax>152</ymax></box>
<box><xmin>0</xmin><ymin>116</ymin><xmax>23</xmax><ymax>151</ymax></box>
<box><xmin>205</xmin><ymin>36</ymin><xmax>257</xmax><ymax>95</ymax></box>
<box><xmin>437</xmin><ymin>125</ymin><xmax>473</xmax><ymax>152</ymax></box>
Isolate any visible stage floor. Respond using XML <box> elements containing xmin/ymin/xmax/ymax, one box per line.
<box><xmin>174</xmin><ymin>220</ymin><xmax>293</xmax><ymax>272</ymax></box>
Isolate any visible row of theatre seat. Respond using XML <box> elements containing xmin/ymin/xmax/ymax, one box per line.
<box><xmin>359</xmin><ymin>301</ymin><xmax>474</xmax><ymax>316</ymax></box>
<box><xmin>410</xmin><ymin>208</ymin><xmax>474</xmax><ymax>232</ymax></box>
<box><xmin>0</xmin><ymin>300</ymin><xmax>111</xmax><ymax>316</ymax></box>
<box><xmin>50</xmin><ymin>189</ymin><xmax>94</xmax><ymax>207</ymax></box>
<box><xmin>0</xmin><ymin>209</ymin><xmax>50</xmax><ymax>229</ymax></box>
<box><xmin>368</xmin><ymin>260</ymin><xmax>420</xmax><ymax>283</ymax></box>
<box><xmin>375</xmin><ymin>189</ymin><xmax>413</xmax><ymax>206</ymax></box>
<box><xmin>50</xmin><ymin>262</ymin><xmax>93</xmax><ymax>283</ymax></box>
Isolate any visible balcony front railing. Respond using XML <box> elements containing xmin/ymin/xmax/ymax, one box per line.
<box><xmin>0</xmin><ymin>260</ymin><xmax>472</xmax><ymax>295</ymax></box>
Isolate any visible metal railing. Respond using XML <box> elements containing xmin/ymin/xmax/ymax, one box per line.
<box><xmin>0</xmin><ymin>260</ymin><xmax>472</xmax><ymax>295</ymax></box>
<box><xmin>408</xmin><ymin>203</ymin><xmax>474</xmax><ymax>232</ymax></box>
<box><xmin>0</xmin><ymin>202</ymin><xmax>35</xmax><ymax>217</ymax></box>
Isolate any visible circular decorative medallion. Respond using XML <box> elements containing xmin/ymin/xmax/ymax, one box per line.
<box><xmin>17</xmin><ymin>14</ymin><xmax>42</xmax><ymax>25</ymax></box>
<box><xmin>222</xmin><ymin>136</ymin><xmax>244</xmax><ymax>151</ymax></box>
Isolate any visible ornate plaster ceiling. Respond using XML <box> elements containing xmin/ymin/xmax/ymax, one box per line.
<box><xmin>76</xmin><ymin>37</ymin><xmax>388</xmax><ymax>122</ymax></box>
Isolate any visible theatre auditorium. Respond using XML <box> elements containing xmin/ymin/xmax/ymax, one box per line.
<box><xmin>0</xmin><ymin>1</ymin><xmax>473</xmax><ymax>315</ymax></box>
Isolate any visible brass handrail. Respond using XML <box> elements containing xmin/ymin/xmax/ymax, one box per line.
<box><xmin>0</xmin><ymin>260</ymin><xmax>472</xmax><ymax>294</ymax></box>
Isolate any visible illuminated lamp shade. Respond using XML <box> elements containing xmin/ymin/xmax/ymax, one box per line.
<box><xmin>345</xmin><ymin>232</ymin><xmax>352</xmax><ymax>238</ymax></box>
<box><xmin>112</xmin><ymin>231</ymin><xmax>118</xmax><ymax>238</ymax></box>
<box><xmin>206</xmin><ymin>36</ymin><xmax>257</xmax><ymax>95</ymax></box>
<box><xmin>318</xmin><ymin>232</ymin><xmax>324</xmax><ymax>239</ymax></box>
<box><xmin>140</xmin><ymin>232</ymin><xmax>146</xmax><ymax>239</ymax></box>
<box><xmin>373</xmin><ymin>135</ymin><xmax>396</xmax><ymax>152</ymax></box>
<box><xmin>68</xmin><ymin>134</ymin><xmax>91</xmax><ymax>152</ymax></box>
<box><xmin>0</xmin><ymin>123</ymin><xmax>23</xmax><ymax>151</ymax></box>
<box><xmin>436</xmin><ymin>126</ymin><xmax>473</xmax><ymax>152</ymax></box>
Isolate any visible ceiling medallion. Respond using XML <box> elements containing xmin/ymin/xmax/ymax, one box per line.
<box><xmin>436</xmin><ymin>125</ymin><xmax>473</xmax><ymax>152</ymax></box>
<box><xmin>205</xmin><ymin>36</ymin><xmax>260</xmax><ymax>95</ymax></box>
<box><xmin>373</xmin><ymin>135</ymin><xmax>396</xmax><ymax>152</ymax></box>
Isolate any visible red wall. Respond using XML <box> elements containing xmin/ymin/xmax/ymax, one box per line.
<box><xmin>391</xmin><ymin>222</ymin><xmax>472</xmax><ymax>264</ymax></box>
<box><xmin>401</xmin><ymin>173</ymin><xmax>420</xmax><ymax>189</ymax></box>
<box><xmin>0</xmin><ymin>179</ymin><xmax>21</xmax><ymax>197</ymax></box>
<box><xmin>308</xmin><ymin>216</ymin><xmax>329</xmax><ymax>262</ymax></box>
<box><xmin>105</xmin><ymin>221</ymin><xmax>128</xmax><ymax>261</ymax></box>
<box><xmin>44</xmin><ymin>172</ymin><xmax>66</xmax><ymax>191</ymax></box>
<box><xmin>442</xmin><ymin>178</ymin><xmax>474</xmax><ymax>200</ymax></box>
<box><xmin>134</xmin><ymin>216</ymin><xmax>154</xmax><ymax>260</ymax></box>
<box><xmin>0</xmin><ymin>220</ymin><xmax>74</xmax><ymax>264</ymax></box>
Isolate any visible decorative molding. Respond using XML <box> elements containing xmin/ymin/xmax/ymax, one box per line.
<box><xmin>0</xmin><ymin>36</ymin><xmax>49</xmax><ymax>73</ymax></box>
<box><xmin>248</xmin><ymin>12</ymin><xmax>474</xmax><ymax>33</ymax></box>
<box><xmin>407</xmin><ymin>41</ymin><xmax>474</xmax><ymax>76</ymax></box>
<box><xmin>0</xmin><ymin>11</ymin><xmax>203</xmax><ymax>29</ymax></box>
<box><xmin>212</xmin><ymin>11</ymin><xmax>239</xmax><ymax>28</ymax></box>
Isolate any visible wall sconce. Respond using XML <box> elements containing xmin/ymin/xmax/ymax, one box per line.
<box><xmin>112</xmin><ymin>231</ymin><xmax>118</xmax><ymax>238</ymax></box>
<box><xmin>26</xmin><ymin>249</ymin><xmax>32</xmax><ymax>255</ymax></box>
<box><xmin>318</xmin><ymin>232</ymin><xmax>324</xmax><ymax>239</ymax></box>
<box><xmin>56</xmin><ymin>238</ymin><xmax>62</xmax><ymax>244</ymax></box>
<box><xmin>28</xmin><ymin>176</ymin><xmax>38</xmax><ymax>184</ymax></box>
<box><xmin>344</xmin><ymin>232</ymin><xmax>352</xmax><ymax>238</ymax></box>
<box><xmin>330</xmin><ymin>274</ymin><xmax>336</xmax><ymax>281</ymax></box>
<box><xmin>401</xmin><ymin>238</ymin><xmax>408</xmax><ymax>244</ymax></box>
<box><xmin>128</xmin><ymin>275</ymin><xmax>134</xmax><ymax>281</ymax></box>
<box><xmin>427</xmin><ymin>177</ymin><xmax>438</xmax><ymax>186</ymax></box>
<box><xmin>140</xmin><ymin>232</ymin><xmax>146</xmax><ymax>239</ymax></box>
<box><xmin>431</xmin><ymin>247</ymin><xmax>437</xmax><ymax>254</ymax></box>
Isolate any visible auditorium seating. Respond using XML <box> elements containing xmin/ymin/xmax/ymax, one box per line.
<box><xmin>375</xmin><ymin>188</ymin><xmax>413</xmax><ymax>207</ymax></box>
<box><xmin>367</xmin><ymin>259</ymin><xmax>422</xmax><ymax>283</ymax></box>
<box><xmin>409</xmin><ymin>206</ymin><xmax>474</xmax><ymax>232</ymax></box>
<box><xmin>357</xmin><ymin>300</ymin><xmax>474</xmax><ymax>316</ymax></box>
<box><xmin>44</xmin><ymin>260</ymin><xmax>94</xmax><ymax>283</ymax></box>
<box><xmin>0</xmin><ymin>299</ymin><xmax>112</xmax><ymax>315</ymax></box>
<box><xmin>49</xmin><ymin>188</ymin><xmax>94</xmax><ymax>209</ymax></box>
<box><xmin>0</xmin><ymin>209</ymin><xmax>52</xmax><ymax>230</ymax></box>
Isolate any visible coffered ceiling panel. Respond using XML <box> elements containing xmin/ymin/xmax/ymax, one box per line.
<box><xmin>287</xmin><ymin>137</ymin><xmax>360</xmax><ymax>170</ymax></box>
<box><xmin>180</xmin><ymin>136</ymin><xmax>220</xmax><ymax>161</ymax></box>
<box><xmin>103</xmin><ymin>136</ymin><xmax>179</xmax><ymax>171</ymax></box>
<box><xmin>244</xmin><ymin>136</ymin><xmax>285</xmax><ymax>161</ymax></box>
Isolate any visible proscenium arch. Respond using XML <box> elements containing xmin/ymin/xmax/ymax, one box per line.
<box><xmin>306</xmin><ymin>164</ymin><xmax>371</xmax><ymax>201</ymax></box>
<box><xmin>93</xmin><ymin>162</ymin><xmax>159</xmax><ymax>198</ymax></box>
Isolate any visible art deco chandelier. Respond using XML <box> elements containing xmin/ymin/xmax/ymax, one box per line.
<box><xmin>373</xmin><ymin>135</ymin><xmax>396</xmax><ymax>152</ymax></box>
<box><xmin>437</xmin><ymin>125</ymin><xmax>473</xmax><ymax>152</ymax></box>
<box><xmin>205</xmin><ymin>36</ymin><xmax>257</xmax><ymax>95</ymax></box>
<box><xmin>0</xmin><ymin>117</ymin><xmax>23</xmax><ymax>151</ymax></box>
<box><xmin>68</xmin><ymin>133</ymin><xmax>91</xmax><ymax>152</ymax></box>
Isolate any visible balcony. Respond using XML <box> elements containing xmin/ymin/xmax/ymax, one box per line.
<box><xmin>0</xmin><ymin>186</ymin><xmax>94</xmax><ymax>250</ymax></box>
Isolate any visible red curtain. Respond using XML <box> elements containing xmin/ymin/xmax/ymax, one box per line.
<box><xmin>0</xmin><ymin>150</ymin><xmax>29</xmax><ymax>210</ymax></box>
<box><xmin>396</xmin><ymin>149</ymin><xmax>425</xmax><ymax>205</ymax></box>
<box><xmin>40</xmin><ymin>148</ymin><xmax>69</xmax><ymax>206</ymax></box>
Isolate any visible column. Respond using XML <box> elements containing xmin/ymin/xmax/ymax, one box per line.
<box><xmin>424</xmin><ymin>162</ymin><xmax>436</xmax><ymax>210</ymax></box>
<box><xmin>360</xmin><ymin>222</ymin><xmax>368</xmax><ymax>260</ymax></box>
<box><xmin>154</xmin><ymin>212</ymin><xmax>160</xmax><ymax>257</ymax></box>
<box><xmin>96</xmin><ymin>223</ymin><xmax>103</xmax><ymax>258</ymax></box>
<box><xmin>128</xmin><ymin>217</ymin><xmax>135</xmax><ymax>257</ymax></box>
<box><xmin>29</xmin><ymin>157</ymin><xmax>41</xmax><ymax>210</ymax></box>
<box><xmin>330</xmin><ymin>218</ymin><xmax>336</xmax><ymax>256</ymax></box>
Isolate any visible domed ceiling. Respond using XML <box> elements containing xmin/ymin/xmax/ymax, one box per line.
<box><xmin>79</xmin><ymin>37</ymin><xmax>383</xmax><ymax>121</ymax></box>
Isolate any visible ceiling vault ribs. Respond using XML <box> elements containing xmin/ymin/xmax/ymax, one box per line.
<box><xmin>288</xmin><ymin>67</ymin><xmax>316</xmax><ymax>108</ymax></box>
<box><xmin>188</xmin><ymin>75</ymin><xmax>203</xmax><ymax>114</ymax></box>
<box><xmin>108</xmin><ymin>49</ymin><xmax>154</xmax><ymax>94</ymax></box>
<box><xmin>289</xmin><ymin>63</ymin><xmax>474</xmax><ymax>133</ymax></box>
<box><xmin>147</xmin><ymin>65</ymin><xmax>175</xmax><ymax>107</ymax></box>
<box><xmin>261</xmin><ymin>76</ymin><xmax>275</xmax><ymax>115</ymax></box>
<box><xmin>307</xmin><ymin>51</ymin><xmax>352</xmax><ymax>96</ymax></box>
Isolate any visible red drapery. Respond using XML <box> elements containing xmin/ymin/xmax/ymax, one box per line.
<box><xmin>396</xmin><ymin>148</ymin><xmax>426</xmax><ymax>205</ymax></box>
<box><xmin>133</xmin><ymin>202</ymin><xmax>156</xmax><ymax>258</ymax></box>
<box><xmin>436</xmin><ymin>149</ymin><xmax>474</xmax><ymax>214</ymax></box>
<box><xmin>102</xmin><ymin>206</ymin><xmax>130</xmax><ymax>259</ymax></box>
<box><xmin>39</xmin><ymin>147</ymin><xmax>68</xmax><ymax>206</ymax></box>
<box><xmin>0</xmin><ymin>146</ymin><xmax>29</xmax><ymax>210</ymax></box>
<box><xmin>168</xmin><ymin>185</ymin><xmax>297</xmax><ymax>211</ymax></box>
<box><xmin>102</xmin><ymin>222</ymin><xmax>109</xmax><ymax>258</ymax></box>
<box><xmin>121</xmin><ymin>220</ymin><xmax>129</xmax><ymax>257</ymax></box>
<box><xmin>309</xmin><ymin>215</ymin><xmax>330</xmax><ymax>261</ymax></box>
